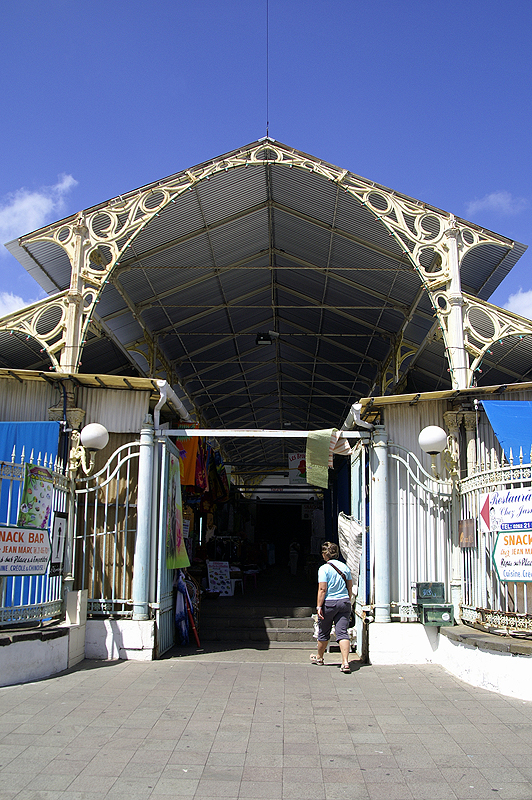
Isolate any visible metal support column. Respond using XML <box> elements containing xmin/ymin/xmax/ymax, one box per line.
<box><xmin>444</xmin><ymin>411</ymin><xmax>462</xmax><ymax>621</ymax></box>
<box><xmin>372</xmin><ymin>426</ymin><xmax>391</xmax><ymax>623</ymax></box>
<box><xmin>445</xmin><ymin>218</ymin><xmax>469</xmax><ymax>390</ymax></box>
<box><xmin>132</xmin><ymin>416</ymin><xmax>155</xmax><ymax>620</ymax></box>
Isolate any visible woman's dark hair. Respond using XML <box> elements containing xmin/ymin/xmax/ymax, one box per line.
<box><xmin>321</xmin><ymin>541</ymin><xmax>339</xmax><ymax>560</ymax></box>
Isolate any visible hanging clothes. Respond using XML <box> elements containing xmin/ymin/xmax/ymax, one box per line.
<box><xmin>174</xmin><ymin>437</ymin><xmax>199</xmax><ymax>485</ymax></box>
<box><xmin>174</xmin><ymin>570</ymin><xmax>189</xmax><ymax>645</ymax></box>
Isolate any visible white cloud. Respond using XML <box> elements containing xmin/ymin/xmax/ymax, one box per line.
<box><xmin>466</xmin><ymin>190</ymin><xmax>528</xmax><ymax>218</ymax></box>
<box><xmin>0</xmin><ymin>174</ymin><xmax>78</xmax><ymax>251</ymax></box>
<box><xmin>0</xmin><ymin>291</ymin><xmax>41</xmax><ymax>317</ymax></box>
<box><xmin>504</xmin><ymin>289</ymin><xmax>532</xmax><ymax>321</ymax></box>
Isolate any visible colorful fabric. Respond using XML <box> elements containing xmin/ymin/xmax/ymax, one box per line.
<box><xmin>175</xmin><ymin>569</ymin><xmax>189</xmax><ymax>645</ymax></box>
<box><xmin>174</xmin><ymin>437</ymin><xmax>199</xmax><ymax>485</ymax></box>
<box><xmin>166</xmin><ymin>450</ymin><xmax>190</xmax><ymax>569</ymax></box>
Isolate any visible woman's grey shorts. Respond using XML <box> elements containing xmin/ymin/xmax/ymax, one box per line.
<box><xmin>317</xmin><ymin>598</ymin><xmax>351</xmax><ymax>642</ymax></box>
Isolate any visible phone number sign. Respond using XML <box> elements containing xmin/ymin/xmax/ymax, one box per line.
<box><xmin>0</xmin><ymin>526</ymin><xmax>51</xmax><ymax>576</ymax></box>
<box><xmin>492</xmin><ymin>531</ymin><xmax>532</xmax><ymax>583</ymax></box>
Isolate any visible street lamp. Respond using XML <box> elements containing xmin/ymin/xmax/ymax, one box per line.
<box><xmin>418</xmin><ymin>425</ymin><xmax>448</xmax><ymax>479</ymax></box>
<box><xmin>69</xmin><ymin>422</ymin><xmax>109</xmax><ymax>475</ymax></box>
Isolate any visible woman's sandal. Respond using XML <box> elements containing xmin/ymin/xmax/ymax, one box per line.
<box><xmin>310</xmin><ymin>654</ymin><xmax>324</xmax><ymax>665</ymax></box>
<box><xmin>340</xmin><ymin>663</ymin><xmax>351</xmax><ymax>673</ymax></box>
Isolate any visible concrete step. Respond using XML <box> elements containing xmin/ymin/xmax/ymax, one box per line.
<box><xmin>199</xmin><ymin>610</ymin><xmax>316</xmax><ymax>643</ymax></box>
<box><xmin>202</xmin><ymin>604</ymin><xmax>314</xmax><ymax>618</ymax></box>
<box><xmin>263</xmin><ymin>616</ymin><xmax>314</xmax><ymax>629</ymax></box>
<box><xmin>198</xmin><ymin>626</ymin><xmax>316</xmax><ymax>643</ymax></box>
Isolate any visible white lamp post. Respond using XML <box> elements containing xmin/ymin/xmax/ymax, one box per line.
<box><xmin>69</xmin><ymin>422</ymin><xmax>109</xmax><ymax>476</ymax></box>
<box><xmin>418</xmin><ymin>425</ymin><xmax>448</xmax><ymax>479</ymax></box>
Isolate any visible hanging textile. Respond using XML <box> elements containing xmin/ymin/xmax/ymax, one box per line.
<box><xmin>0</xmin><ymin>421</ymin><xmax>60</xmax><ymax>465</ymax></box>
<box><xmin>194</xmin><ymin>437</ymin><xmax>209</xmax><ymax>492</ymax></box>
<box><xmin>482</xmin><ymin>400</ymin><xmax>532</xmax><ymax>461</ymax></box>
<box><xmin>306</xmin><ymin>428</ymin><xmax>353</xmax><ymax>489</ymax></box>
<box><xmin>165</xmin><ymin>449</ymin><xmax>190</xmax><ymax>569</ymax></box>
<box><xmin>338</xmin><ymin>512</ymin><xmax>363</xmax><ymax>597</ymax></box>
<box><xmin>174</xmin><ymin>569</ymin><xmax>189</xmax><ymax>645</ymax></box>
<box><xmin>174</xmin><ymin>436</ymin><xmax>199</xmax><ymax>485</ymax></box>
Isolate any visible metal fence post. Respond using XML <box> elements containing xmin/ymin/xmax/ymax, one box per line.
<box><xmin>132</xmin><ymin>416</ymin><xmax>155</xmax><ymax>620</ymax></box>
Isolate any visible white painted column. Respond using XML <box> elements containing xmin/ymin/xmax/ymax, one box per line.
<box><xmin>60</xmin><ymin>215</ymin><xmax>88</xmax><ymax>374</ymax></box>
<box><xmin>444</xmin><ymin>218</ymin><xmax>470</xmax><ymax>390</ymax></box>
<box><xmin>132</xmin><ymin>417</ymin><xmax>155</xmax><ymax>620</ymax></box>
<box><xmin>462</xmin><ymin>411</ymin><xmax>478</xmax><ymax>476</ymax></box>
<box><xmin>372</xmin><ymin>426</ymin><xmax>390</xmax><ymax>623</ymax></box>
<box><xmin>443</xmin><ymin>411</ymin><xmax>462</xmax><ymax>620</ymax></box>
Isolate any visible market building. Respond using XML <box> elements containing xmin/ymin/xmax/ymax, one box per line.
<box><xmin>2</xmin><ymin>139</ymin><xmax>532</xmax><ymax>695</ymax></box>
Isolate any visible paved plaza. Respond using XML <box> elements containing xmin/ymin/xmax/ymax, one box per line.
<box><xmin>1</xmin><ymin>647</ymin><xmax>532</xmax><ymax>800</ymax></box>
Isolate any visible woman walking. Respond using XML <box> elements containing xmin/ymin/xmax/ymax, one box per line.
<box><xmin>311</xmin><ymin>541</ymin><xmax>353</xmax><ymax>673</ymax></box>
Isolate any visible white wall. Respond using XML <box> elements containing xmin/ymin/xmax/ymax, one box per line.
<box><xmin>85</xmin><ymin>619</ymin><xmax>155</xmax><ymax>661</ymax></box>
<box><xmin>368</xmin><ymin>622</ymin><xmax>532</xmax><ymax>702</ymax></box>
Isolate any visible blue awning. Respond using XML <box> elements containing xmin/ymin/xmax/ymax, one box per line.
<box><xmin>482</xmin><ymin>400</ymin><xmax>532</xmax><ymax>460</ymax></box>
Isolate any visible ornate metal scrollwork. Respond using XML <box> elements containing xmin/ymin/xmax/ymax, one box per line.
<box><xmin>461</xmin><ymin>294</ymin><xmax>532</xmax><ymax>376</ymax></box>
<box><xmin>16</xmin><ymin>141</ymin><xmax>518</xmax><ymax>379</ymax></box>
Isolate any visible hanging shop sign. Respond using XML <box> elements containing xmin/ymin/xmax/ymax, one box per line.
<box><xmin>492</xmin><ymin>530</ymin><xmax>532</xmax><ymax>583</ymax></box>
<box><xmin>480</xmin><ymin>489</ymin><xmax>532</xmax><ymax>533</ymax></box>
<box><xmin>50</xmin><ymin>511</ymin><xmax>67</xmax><ymax>576</ymax></box>
<box><xmin>480</xmin><ymin>490</ymin><xmax>532</xmax><ymax>582</ymax></box>
<box><xmin>17</xmin><ymin>465</ymin><xmax>54</xmax><ymax>530</ymax></box>
<box><xmin>289</xmin><ymin>452</ymin><xmax>307</xmax><ymax>484</ymax></box>
<box><xmin>0</xmin><ymin>525</ymin><xmax>51</xmax><ymax>576</ymax></box>
<box><xmin>459</xmin><ymin>519</ymin><xmax>476</xmax><ymax>548</ymax></box>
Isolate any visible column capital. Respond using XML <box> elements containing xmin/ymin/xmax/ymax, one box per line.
<box><xmin>462</xmin><ymin>411</ymin><xmax>477</xmax><ymax>432</ymax></box>
<box><xmin>443</xmin><ymin>411</ymin><xmax>462</xmax><ymax>436</ymax></box>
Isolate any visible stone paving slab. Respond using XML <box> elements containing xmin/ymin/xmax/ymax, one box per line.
<box><xmin>0</xmin><ymin>649</ymin><xmax>531</xmax><ymax>800</ymax></box>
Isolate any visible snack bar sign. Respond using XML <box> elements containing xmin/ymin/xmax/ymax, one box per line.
<box><xmin>0</xmin><ymin>525</ymin><xmax>51</xmax><ymax>576</ymax></box>
<box><xmin>480</xmin><ymin>489</ymin><xmax>532</xmax><ymax>582</ymax></box>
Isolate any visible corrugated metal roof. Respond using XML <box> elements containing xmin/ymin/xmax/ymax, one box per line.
<box><xmin>3</xmin><ymin>139</ymin><xmax>531</xmax><ymax>472</ymax></box>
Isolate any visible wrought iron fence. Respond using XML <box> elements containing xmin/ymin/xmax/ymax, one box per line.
<box><xmin>0</xmin><ymin>448</ymin><xmax>68</xmax><ymax>626</ymax></box>
<box><xmin>460</xmin><ymin>452</ymin><xmax>532</xmax><ymax>631</ymax></box>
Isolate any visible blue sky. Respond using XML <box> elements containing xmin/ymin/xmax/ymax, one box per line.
<box><xmin>1</xmin><ymin>0</ymin><xmax>531</xmax><ymax>318</ymax></box>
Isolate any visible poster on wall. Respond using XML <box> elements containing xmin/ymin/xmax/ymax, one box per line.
<box><xmin>50</xmin><ymin>511</ymin><xmax>67</xmax><ymax>577</ymax></box>
<box><xmin>0</xmin><ymin>525</ymin><xmax>51</xmax><ymax>576</ymax></box>
<box><xmin>479</xmin><ymin>489</ymin><xmax>532</xmax><ymax>582</ymax></box>
<box><xmin>165</xmin><ymin>451</ymin><xmax>190</xmax><ymax>569</ymax></box>
<box><xmin>289</xmin><ymin>452</ymin><xmax>307</xmax><ymax>485</ymax></box>
<box><xmin>17</xmin><ymin>465</ymin><xmax>53</xmax><ymax>530</ymax></box>
<box><xmin>207</xmin><ymin>560</ymin><xmax>232</xmax><ymax>595</ymax></box>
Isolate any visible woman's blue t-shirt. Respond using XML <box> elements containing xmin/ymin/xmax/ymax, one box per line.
<box><xmin>318</xmin><ymin>559</ymin><xmax>351</xmax><ymax>600</ymax></box>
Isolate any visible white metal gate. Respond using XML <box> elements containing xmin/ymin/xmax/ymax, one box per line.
<box><xmin>75</xmin><ymin>440</ymin><xmax>140</xmax><ymax>616</ymax></box>
<box><xmin>386</xmin><ymin>442</ymin><xmax>453</xmax><ymax>616</ymax></box>
<box><xmin>74</xmin><ymin>433</ymin><xmax>178</xmax><ymax>655</ymax></box>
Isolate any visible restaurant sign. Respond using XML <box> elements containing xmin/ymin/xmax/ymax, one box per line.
<box><xmin>480</xmin><ymin>489</ymin><xmax>532</xmax><ymax>582</ymax></box>
<box><xmin>0</xmin><ymin>525</ymin><xmax>51</xmax><ymax>576</ymax></box>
